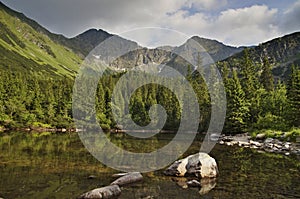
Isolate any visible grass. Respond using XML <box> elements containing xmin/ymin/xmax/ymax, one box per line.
<box><xmin>251</xmin><ymin>128</ymin><xmax>300</xmax><ymax>142</ymax></box>
<box><xmin>0</xmin><ymin>8</ymin><xmax>82</xmax><ymax>78</ymax></box>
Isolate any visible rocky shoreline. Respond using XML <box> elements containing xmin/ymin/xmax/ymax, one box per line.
<box><xmin>218</xmin><ymin>133</ymin><xmax>300</xmax><ymax>156</ymax></box>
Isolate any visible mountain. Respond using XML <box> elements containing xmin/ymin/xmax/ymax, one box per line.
<box><xmin>187</xmin><ymin>36</ymin><xmax>244</xmax><ymax>62</ymax></box>
<box><xmin>1</xmin><ymin>1</ymin><xmax>299</xmax><ymax>80</ymax></box>
<box><xmin>107</xmin><ymin>36</ymin><xmax>243</xmax><ymax>75</ymax></box>
<box><xmin>223</xmin><ymin>31</ymin><xmax>300</xmax><ymax>79</ymax></box>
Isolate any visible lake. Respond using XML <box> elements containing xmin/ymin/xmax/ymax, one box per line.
<box><xmin>0</xmin><ymin>131</ymin><xmax>299</xmax><ymax>198</ymax></box>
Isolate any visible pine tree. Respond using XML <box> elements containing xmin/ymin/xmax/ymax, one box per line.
<box><xmin>260</xmin><ymin>56</ymin><xmax>274</xmax><ymax>92</ymax></box>
<box><xmin>287</xmin><ymin>65</ymin><xmax>300</xmax><ymax>127</ymax></box>
<box><xmin>224</xmin><ymin>69</ymin><xmax>249</xmax><ymax>134</ymax></box>
<box><xmin>239</xmin><ymin>49</ymin><xmax>261</xmax><ymax>124</ymax></box>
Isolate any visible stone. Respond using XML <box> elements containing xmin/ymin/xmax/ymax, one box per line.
<box><xmin>219</xmin><ymin>140</ymin><xmax>225</xmax><ymax>145</ymax></box>
<box><xmin>238</xmin><ymin>141</ymin><xmax>250</xmax><ymax>147</ymax></box>
<box><xmin>250</xmin><ymin>140</ymin><xmax>263</xmax><ymax>147</ymax></box>
<box><xmin>256</xmin><ymin>133</ymin><xmax>266</xmax><ymax>140</ymax></box>
<box><xmin>210</xmin><ymin>133</ymin><xmax>220</xmax><ymax>141</ymax></box>
<box><xmin>226</xmin><ymin>142</ymin><xmax>233</xmax><ymax>146</ymax></box>
<box><xmin>111</xmin><ymin>172</ymin><xmax>143</xmax><ymax>186</ymax></box>
<box><xmin>79</xmin><ymin>185</ymin><xmax>121</xmax><ymax>199</ymax></box>
<box><xmin>274</xmin><ymin>144</ymin><xmax>282</xmax><ymax>149</ymax></box>
<box><xmin>265</xmin><ymin>138</ymin><xmax>274</xmax><ymax>143</ymax></box>
<box><xmin>164</xmin><ymin>153</ymin><xmax>218</xmax><ymax>178</ymax></box>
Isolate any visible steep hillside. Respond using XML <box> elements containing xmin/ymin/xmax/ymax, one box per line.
<box><xmin>188</xmin><ymin>36</ymin><xmax>243</xmax><ymax>62</ymax></box>
<box><xmin>223</xmin><ymin>32</ymin><xmax>300</xmax><ymax>79</ymax></box>
<box><xmin>0</xmin><ymin>2</ymin><xmax>81</xmax><ymax>77</ymax></box>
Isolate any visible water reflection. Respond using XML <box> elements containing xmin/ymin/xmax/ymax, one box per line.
<box><xmin>0</xmin><ymin>132</ymin><xmax>299</xmax><ymax>199</ymax></box>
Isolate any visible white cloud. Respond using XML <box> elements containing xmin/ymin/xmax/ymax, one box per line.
<box><xmin>280</xmin><ymin>0</ymin><xmax>300</xmax><ymax>34</ymax></box>
<box><xmin>154</xmin><ymin>4</ymin><xmax>280</xmax><ymax>46</ymax></box>
<box><xmin>2</xmin><ymin>0</ymin><xmax>298</xmax><ymax>47</ymax></box>
<box><xmin>184</xmin><ymin>0</ymin><xmax>228</xmax><ymax>11</ymax></box>
<box><xmin>114</xmin><ymin>4</ymin><xmax>281</xmax><ymax>47</ymax></box>
<box><xmin>211</xmin><ymin>5</ymin><xmax>280</xmax><ymax>45</ymax></box>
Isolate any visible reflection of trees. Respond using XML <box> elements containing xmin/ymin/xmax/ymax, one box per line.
<box><xmin>211</xmin><ymin>146</ymin><xmax>300</xmax><ymax>198</ymax></box>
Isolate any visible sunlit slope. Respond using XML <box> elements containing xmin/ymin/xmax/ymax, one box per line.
<box><xmin>0</xmin><ymin>2</ymin><xmax>82</xmax><ymax>77</ymax></box>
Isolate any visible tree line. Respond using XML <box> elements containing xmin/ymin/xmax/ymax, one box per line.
<box><xmin>0</xmin><ymin>51</ymin><xmax>299</xmax><ymax>134</ymax></box>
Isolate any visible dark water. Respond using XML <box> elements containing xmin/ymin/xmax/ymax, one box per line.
<box><xmin>0</xmin><ymin>131</ymin><xmax>299</xmax><ymax>199</ymax></box>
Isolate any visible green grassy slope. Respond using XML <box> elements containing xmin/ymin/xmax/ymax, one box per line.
<box><xmin>0</xmin><ymin>2</ymin><xmax>82</xmax><ymax>78</ymax></box>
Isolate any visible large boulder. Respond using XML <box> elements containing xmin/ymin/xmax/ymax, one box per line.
<box><xmin>164</xmin><ymin>152</ymin><xmax>218</xmax><ymax>178</ymax></box>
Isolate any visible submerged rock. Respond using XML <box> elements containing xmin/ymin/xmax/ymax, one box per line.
<box><xmin>79</xmin><ymin>185</ymin><xmax>121</xmax><ymax>199</ymax></box>
<box><xmin>164</xmin><ymin>152</ymin><xmax>218</xmax><ymax>178</ymax></box>
<box><xmin>111</xmin><ymin>172</ymin><xmax>143</xmax><ymax>186</ymax></box>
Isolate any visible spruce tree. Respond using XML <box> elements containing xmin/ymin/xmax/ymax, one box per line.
<box><xmin>239</xmin><ymin>49</ymin><xmax>261</xmax><ymax>124</ymax></box>
<box><xmin>260</xmin><ymin>56</ymin><xmax>274</xmax><ymax>92</ymax></box>
<box><xmin>224</xmin><ymin>69</ymin><xmax>249</xmax><ymax>134</ymax></box>
<box><xmin>287</xmin><ymin>65</ymin><xmax>300</xmax><ymax>127</ymax></box>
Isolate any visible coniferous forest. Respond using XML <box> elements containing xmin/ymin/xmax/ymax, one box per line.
<box><xmin>1</xmin><ymin>2</ymin><xmax>300</xmax><ymax>198</ymax></box>
<box><xmin>1</xmin><ymin>49</ymin><xmax>299</xmax><ymax>138</ymax></box>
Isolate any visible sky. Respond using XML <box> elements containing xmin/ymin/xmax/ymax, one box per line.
<box><xmin>1</xmin><ymin>0</ymin><xmax>300</xmax><ymax>47</ymax></box>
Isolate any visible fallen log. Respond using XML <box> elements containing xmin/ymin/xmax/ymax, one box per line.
<box><xmin>111</xmin><ymin>172</ymin><xmax>143</xmax><ymax>186</ymax></box>
<box><xmin>78</xmin><ymin>185</ymin><xmax>121</xmax><ymax>199</ymax></box>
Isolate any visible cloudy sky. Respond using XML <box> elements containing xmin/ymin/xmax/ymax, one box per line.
<box><xmin>2</xmin><ymin>0</ymin><xmax>300</xmax><ymax>47</ymax></box>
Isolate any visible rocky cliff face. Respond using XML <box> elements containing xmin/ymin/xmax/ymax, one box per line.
<box><xmin>224</xmin><ymin>32</ymin><xmax>300</xmax><ymax>79</ymax></box>
<box><xmin>108</xmin><ymin>36</ymin><xmax>243</xmax><ymax>73</ymax></box>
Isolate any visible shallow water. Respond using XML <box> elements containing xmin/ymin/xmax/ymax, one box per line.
<box><xmin>0</xmin><ymin>131</ymin><xmax>299</xmax><ymax>199</ymax></box>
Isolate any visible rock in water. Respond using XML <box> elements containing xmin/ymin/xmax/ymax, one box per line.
<box><xmin>111</xmin><ymin>172</ymin><xmax>143</xmax><ymax>186</ymax></box>
<box><xmin>79</xmin><ymin>185</ymin><xmax>121</xmax><ymax>199</ymax></box>
<box><xmin>164</xmin><ymin>153</ymin><xmax>218</xmax><ymax>178</ymax></box>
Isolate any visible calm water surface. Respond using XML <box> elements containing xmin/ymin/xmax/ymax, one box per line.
<box><xmin>0</xmin><ymin>131</ymin><xmax>299</xmax><ymax>199</ymax></box>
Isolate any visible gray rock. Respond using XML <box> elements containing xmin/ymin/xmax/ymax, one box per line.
<box><xmin>265</xmin><ymin>138</ymin><xmax>274</xmax><ymax>143</ymax></box>
<box><xmin>274</xmin><ymin>144</ymin><xmax>282</xmax><ymax>149</ymax></box>
<box><xmin>111</xmin><ymin>172</ymin><xmax>143</xmax><ymax>186</ymax></box>
<box><xmin>164</xmin><ymin>153</ymin><xmax>218</xmax><ymax>178</ymax></box>
<box><xmin>256</xmin><ymin>133</ymin><xmax>266</xmax><ymax>140</ymax></box>
<box><xmin>79</xmin><ymin>185</ymin><xmax>121</xmax><ymax>199</ymax></box>
<box><xmin>250</xmin><ymin>140</ymin><xmax>263</xmax><ymax>147</ymax></box>
<box><xmin>238</xmin><ymin>141</ymin><xmax>250</xmax><ymax>147</ymax></box>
